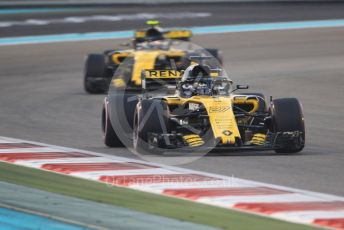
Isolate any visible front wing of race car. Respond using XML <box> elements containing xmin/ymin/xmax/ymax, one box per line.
<box><xmin>146</xmin><ymin>130</ymin><xmax>304</xmax><ymax>152</ymax></box>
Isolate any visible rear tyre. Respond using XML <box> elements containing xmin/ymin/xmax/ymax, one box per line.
<box><xmin>102</xmin><ymin>106</ymin><xmax>123</xmax><ymax>147</ymax></box>
<box><xmin>133</xmin><ymin>100</ymin><xmax>170</xmax><ymax>154</ymax></box>
<box><xmin>271</xmin><ymin>98</ymin><xmax>305</xmax><ymax>154</ymax></box>
<box><xmin>84</xmin><ymin>54</ymin><xmax>108</xmax><ymax>94</ymax></box>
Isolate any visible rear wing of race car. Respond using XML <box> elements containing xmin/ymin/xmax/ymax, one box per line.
<box><xmin>164</xmin><ymin>30</ymin><xmax>192</xmax><ymax>40</ymax></box>
<box><xmin>141</xmin><ymin>69</ymin><xmax>182</xmax><ymax>92</ymax></box>
<box><xmin>134</xmin><ymin>29</ymin><xmax>192</xmax><ymax>42</ymax></box>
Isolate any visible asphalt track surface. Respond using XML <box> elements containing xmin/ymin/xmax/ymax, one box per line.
<box><xmin>0</xmin><ymin>3</ymin><xmax>343</xmax><ymax>197</ymax></box>
<box><xmin>2</xmin><ymin>2</ymin><xmax>344</xmax><ymax>37</ymax></box>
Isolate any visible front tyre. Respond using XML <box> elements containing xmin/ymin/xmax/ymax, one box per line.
<box><xmin>271</xmin><ymin>98</ymin><xmax>305</xmax><ymax>154</ymax></box>
<box><xmin>133</xmin><ymin>100</ymin><xmax>170</xmax><ymax>154</ymax></box>
<box><xmin>102</xmin><ymin>105</ymin><xmax>123</xmax><ymax>147</ymax></box>
<box><xmin>84</xmin><ymin>54</ymin><xmax>108</xmax><ymax>94</ymax></box>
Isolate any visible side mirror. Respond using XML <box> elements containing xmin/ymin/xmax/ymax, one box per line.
<box><xmin>230</xmin><ymin>84</ymin><xmax>249</xmax><ymax>94</ymax></box>
<box><xmin>236</xmin><ymin>84</ymin><xmax>249</xmax><ymax>90</ymax></box>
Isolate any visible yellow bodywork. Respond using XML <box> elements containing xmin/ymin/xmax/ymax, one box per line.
<box><xmin>232</xmin><ymin>96</ymin><xmax>260</xmax><ymax>113</ymax></box>
<box><xmin>164</xmin><ymin>95</ymin><xmax>262</xmax><ymax>145</ymax></box>
<box><xmin>164</xmin><ymin>30</ymin><xmax>192</xmax><ymax>39</ymax></box>
<box><xmin>111</xmin><ymin>50</ymin><xmax>185</xmax><ymax>85</ymax></box>
<box><xmin>164</xmin><ymin>96</ymin><xmax>241</xmax><ymax>144</ymax></box>
<box><xmin>134</xmin><ymin>29</ymin><xmax>192</xmax><ymax>40</ymax></box>
<box><xmin>183</xmin><ymin>134</ymin><xmax>205</xmax><ymax>147</ymax></box>
<box><xmin>250</xmin><ymin>133</ymin><xmax>267</xmax><ymax>145</ymax></box>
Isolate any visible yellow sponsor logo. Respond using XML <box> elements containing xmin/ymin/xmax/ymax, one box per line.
<box><xmin>144</xmin><ymin>70</ymin><xmax>181</xmax><ymax>79</ymax></box>
<box><xmin>210</xmin><ymin>71</ymin><xmax>219</xmax><ymax>77</ymax></box>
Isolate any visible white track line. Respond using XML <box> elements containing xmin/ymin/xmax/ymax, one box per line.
<box><xmin>73</xmin><ymin>168</ymin><xmax>182</xmax><ymax>180</ymax></box>
<box><xmin>2</xmin><ymin>135</ymin><xmax>343</xmax><ymax>201</ymax></box>
<box><xmin>16</xmin><ymin>157</ymin><xmax>122</xmax><ymax>167</ymax></box>
<box><xmin>130</xmin><ymin>180</ymin><xmax>258</xmax><ymax>191</ymax></box>
<box><xmin>0</xmin><ymin>13</ymin><xmax>211</xmax><ymax>28</ymax></box>
<box><xmin>201</xmin><ymin>194</ymin><xmax>332</xmax><ymax>205</ymax></box>
<box><xmin>1</xmin><ymin>135</ymin><xmax>343</xmax><ymax>230</ymax></box>
<box><xmin>273</xmin><ymin>210</ymin><xmax>344</xmax><ymax>223</ymax></box>
<box><xmin>0</xmin><ymin>147</ymin><xmax>69</xmax><ymax>153</ymax></box>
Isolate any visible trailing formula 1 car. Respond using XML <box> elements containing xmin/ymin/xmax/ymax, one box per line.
<box><xmin>103</xmin><ymin>61</ymin><xmax>305</xmax><ymax>154</ymax></box>
<box><xmin>133</xmin><ymin>20</ymin><xmax>193</xmax><ymax>45</ymax></box>
<box><xmin>84</xmin><ymin>20</ymin><xmax>223</xmax><ymax>94</ymax></box>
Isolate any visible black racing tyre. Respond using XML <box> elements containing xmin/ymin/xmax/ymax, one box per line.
<box><xmin>133</xmin><ymin>100</ymin><xmax>170</xmax><ymax>154</ymax></box>
<box><xmin>84</xmin><ymin>54</ymin><xmax>107</xmax><ymax>94</ymax></box>
<box><xmin>107</xmin><ymin>93</ymin><xmax>139</xmax><ymax>129</ymax></box>
<box><xmin>235</xmin><ymin>92</ymin><xmax>267</xmax><ymax>113</ymax></box>
<box><xmin>102</xmin><ymin>105</ymin><xmax>123</xmax><ymax>147</ymax></box>
<box><xmin>271</xmin><ymin>98</ymin><xmax>305</xmax><ymax>154</ymax></box>
<box><xmin>205</xmin><ymin>48</ymin><xmax>223</xmax><ymax>65</ymax></box>
<box><xmin>103</xmin><ymin>93</ymin><xmax>139</xmax><ymax>147</ymax></box>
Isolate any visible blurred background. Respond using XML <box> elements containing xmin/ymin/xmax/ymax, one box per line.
<box><xmin>0</xmin><ymin>1</ymin><xmax>343</xmax><ymax>229</ymax></box>
<box><xmin>1</xmin><ymin>0</ymin><xmax>343</xmax><ymax>194</ymax></box>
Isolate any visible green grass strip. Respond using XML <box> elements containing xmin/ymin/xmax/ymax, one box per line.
<box><xmin>0</xmin><ymin>162</ymin><xmax>318</xmax><ymax>230</ymax></box>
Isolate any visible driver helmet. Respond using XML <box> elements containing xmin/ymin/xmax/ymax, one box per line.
<box><xmin>178</xmin><ymin>64</ymin><xmax>211</xmax><ymax>97</ymax></box>
<box><xmin>144</xmin><ymin>27</ymin><xmax>164</xmax><ymax>42</ymax></box>
<box><xmin>177</xmin><ymin>64</ymin><xmax>231</xmax><ymax>97</ymax></box>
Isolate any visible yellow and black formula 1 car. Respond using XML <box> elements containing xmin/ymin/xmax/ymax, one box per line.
<box><xmin>101</xmin><ymin>56</ymin><xmax>222</xmax><ymax>148</ymax></box>
<box><xmin>84</xmin><ymin>21</ymin><xmax>223</xmax><ymax>94</ymax></box>
<box><xmin>124</xmin><ymin>64</ymin><xmax>305</xmax><ymax>154</ymax></box>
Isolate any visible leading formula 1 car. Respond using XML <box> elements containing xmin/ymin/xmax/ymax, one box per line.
<box><xmin>127</xmin><ymin>63</ymin><xmax>305</xmax><ymax>154</ymax></box>
<box><xmin>102</xmin><ymin>56</ymin><xmax>223</xmax><ymax>148</ymax></box>
<box><xmin>84</xmin><ymin>20</ymin><xmax>223</xmax><ymax>94</ymax></box>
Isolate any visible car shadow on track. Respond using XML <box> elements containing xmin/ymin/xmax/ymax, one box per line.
<box><xmin>205</xmin><ymin>146</ymin><xmax>318</xmax><ymax>157</ymax></box>
<box><xmin>206</xmin><ymin>149</ymin><xmax>278</xmax><ymax>157</ymax></box>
